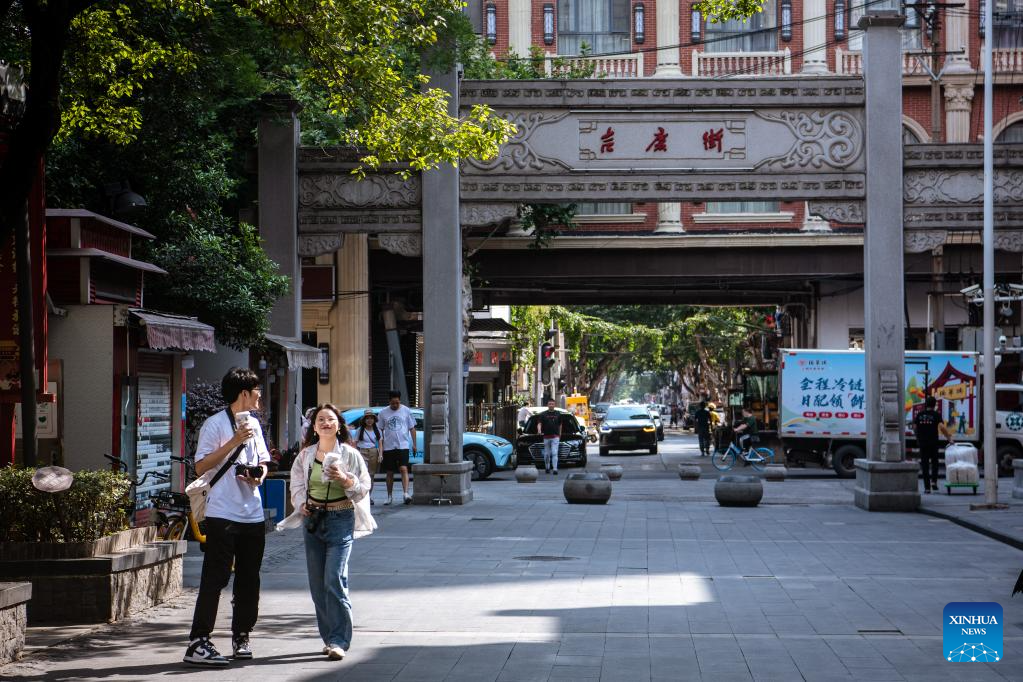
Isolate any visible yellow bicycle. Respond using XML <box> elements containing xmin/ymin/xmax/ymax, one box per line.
<box><xmin>153</xmin><ymin>455</ymin><xmax>207</xmax><ymax>547</ymax></box>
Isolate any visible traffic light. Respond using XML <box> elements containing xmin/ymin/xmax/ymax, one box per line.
<box><xmin>540</xmin><ymin>342</ymin><xmax>556</xmax><ymax>384</ymax></box>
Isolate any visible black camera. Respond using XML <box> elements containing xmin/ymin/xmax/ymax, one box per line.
<box><xmin>235</xmin><ymin>464</ymin><xmax>262</xmax><ymax>478</ymax></box>
<box><xmin>304</xmin><ymin>506</ymin><xmax>326</xmax><ymax>533</ymax></box>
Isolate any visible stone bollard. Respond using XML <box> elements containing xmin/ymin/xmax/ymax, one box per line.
<box><xmin>600</xmin><ymin>464</ymin><xmax>624</xmax><ymax>481</ymax></box>
<box><xmin>714</xmin><ymin>475</ymin><xmax>763</xmax><ymax>507</ymax></box>
<box><xmin>1013</xmin><ymin>459</ymin><xmax>1023</xmax><ymax>500</ymax></box>
<box><xmin>515</xmin><ymin>465</ymin><xmax>539</xmax><ymax>483</ymax></box>
<box><xmin>563</xmin><ymin>472</ymin><xmax>612</xmax><ymax>505</ymax></box>
<box><xmin>763</xmin><ymin>465</ymin><xmax>787</xmax><ymax>482</ymax></box>
<box><xmin>678</xmin><ymin>464</ymin><xmax>701</xmax><ymax>480</ymax></box>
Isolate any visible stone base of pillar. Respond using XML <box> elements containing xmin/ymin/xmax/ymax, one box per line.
<box><xmin>853</xmin><ymin>459</ymin><xmax>920</xmax><ymax>511</ymax></box>
<box><xmin>800</xmin><ymin>60</ymin><xmax>829</xmax><ymax>75</ymax></box>
<box><xmin>653</xmin><ymin>224</ymin><xmax>685</xmax><ymax>234</ymax></box>
<box><xmin>411</xmin><ymin>461</ymin><xmax>474</xmax><ymax>505</ymax></box>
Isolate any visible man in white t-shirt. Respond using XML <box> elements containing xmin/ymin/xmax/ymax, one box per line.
<box><xmin>378</xmin><ymin>390</ymin><xmax>416</xmax><ymax>505</ymax></box>
<box><xmin>183</xmin><ymin>368</ymin><xmax>270</xmax><ymax>667</ymax></box>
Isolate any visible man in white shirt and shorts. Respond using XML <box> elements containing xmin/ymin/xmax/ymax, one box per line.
<box><xmin>379</xmin><ymin>390</ymin><xmax>416</xmax><ymax>505</ymax></box>
<box><xmin>183</xmin><ymin>368</ymin><xmax>270</xmax><ymax>666</ymax></box>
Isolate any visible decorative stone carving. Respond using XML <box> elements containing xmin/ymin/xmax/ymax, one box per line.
<box><xmin>807</xmin><ymin>201</ymin><xmax>864</xmax><ymax>223</ymax></box>
<box><xmin>460</xmin><ymin>204</ymin><xmax>518</xmax><ymax>227</ymax></box>
<box><xmin>298</xmin><ymin>174</ymin><xmax>420</xmax><ymax>209</ymax></box>
<box><xmin>943</xmin><ymin>83</ymin><xmax>975</xmax><ymax>112</ymax></box>
<box><xmin>756</xmin><ymin>111</ymin><xmax>864</xmax><ymax>170</ymax></box>
<box><xmin>466</xmin><ymin>112</ymin><xmax>572</xmax><ymax>172</ymax></box>
<box><xmin>995</xmin><ymin>231</ymin><xmax>1023</xmax><ymax>252</ymax></box>
<box><xmin>297</xmin><ymin>233</ymin><xmax>344</xmax><ymax>257</ymax></box>
<box><xmin>878</xmin><ymin>369</ymin><xmax>903</xmax><ymax>462</ymax></box>
<box><xmin>903</xmin><ymin>230</ymin><xmax>947</xmax><ymax>254</ymax></box>
<box><xmin>429</xmin><ymin>373</ymin><xmax>450</xmax><ymax>464</ymax></box>
<box><xmin>904</xmin><ymin>169</ymin><xmax>1023</xmax><ymax>205</ymax></box>
<box><xmin>377</xmin><ymin>233</ymin><xmax>422</xmax><ymax>257</ymax></box>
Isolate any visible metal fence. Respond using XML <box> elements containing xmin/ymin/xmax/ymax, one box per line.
<box><xmin>465</xmin><ymin>403</ymin><xmax>519</xmax><ymax>442</ymax></box>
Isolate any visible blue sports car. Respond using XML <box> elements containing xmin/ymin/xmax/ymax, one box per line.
<box><xmin>341</xmin><ymin>407</ymin><xmax>516</xmax><ymax>480</ymax></box>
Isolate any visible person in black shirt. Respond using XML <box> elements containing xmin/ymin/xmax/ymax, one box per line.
<box><xmin>694</xmin><ymin>401</ymin><xmax>712</xmax><ymax>457</ymax></box>
<box><xmin>537</xmin><ymin>400</ymin><xmax>563</xmax><ymax>475</ymax></box>
<box><xmin>913</xmin><ymin>395</ymin><xmax>954</xmax><ymax>493</ymax></box>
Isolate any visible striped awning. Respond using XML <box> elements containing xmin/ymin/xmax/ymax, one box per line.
<box><xmin>264</xmin><ymin>334</ymin><xmax>324</xmax><ymax>370</ymax></box>
<box><xmin>131</xmin><ymin>310</ymin><xmax>216</xmax><ymax>352</ymax></box>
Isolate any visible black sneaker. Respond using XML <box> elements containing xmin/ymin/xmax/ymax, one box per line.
<box><xmin>184</xmin><ymin>637</ymin><xmax>229</xmax><ymax>666</ymax></box>
<box><xmin>232</xmin><ymin>632</ymin><xmax>253</xmax><ymax>659</ymax></box>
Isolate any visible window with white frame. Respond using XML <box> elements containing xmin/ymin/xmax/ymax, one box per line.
<box><xmin>557</xmin><ymin>0</ymin><xmax>631</xmax><ymax>55</ymax></box>
<box><xmin>705</xmin><ymin>201</ymin><xmax>781</xmax><ymax>213</ymax></box>
<box><xmin>848</xmin><ymin>1</ymin><xmax>924</xmax><ymax>50</ymax></box>
<box><xmin>996</xmin><ymin>121</ymin><xmax>1023</xmax><ymax>143</ymax></box>
<box><xmin>574</xmin><ymin>202</ymin><xmax>632</xmax><ymax>215</ymax></box>
<box><xmin>993</xmin><ymin>1</ymin><xmax>1023</xmax><ymax>49</ymax></box>
<box><xmin>704</xmin><ymin>0</ymin><xmax>778</xmax><ymax>52</ymax></box>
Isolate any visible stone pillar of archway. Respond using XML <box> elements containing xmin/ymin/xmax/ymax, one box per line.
<box><xmin>943</xmin><ymin>83</ymin><xmax>975</xmax><ymax>143</ymax></box>
<box><xmin>801</xmin><ymin>0</ymin><xmax>829</xmax><ymax>74</ymax></box>
<box><xmin>653</xmin><ymin>0</ymin><xmax>683</xmax><ymax>233</ymax></box>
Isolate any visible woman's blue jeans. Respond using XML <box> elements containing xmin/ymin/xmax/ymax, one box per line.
<box><xmin>304</xmin><ymin>508</ymin><xmax>355</xmax><ymax>649</ymax></box>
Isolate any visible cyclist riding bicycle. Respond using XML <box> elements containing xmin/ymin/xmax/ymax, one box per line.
<box><xmin>732</xmin><ymin>407</ymin><xmax>758</xmax><ymax>454</ymax></box>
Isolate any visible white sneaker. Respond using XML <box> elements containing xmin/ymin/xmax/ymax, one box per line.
<box><xmin>384</xmin><ymin>495</ymin><xmax>393</xmax><ymax>506</ymax></box>
<box><xmin>183</xmin><ymin>637</ymin><xmax>229</xmax><ymax>666</ymax></box>
<box><xmin>403</xmin><ymin>494</ymin><xmax>412</xmax><ymax>505</ymax></box>
<box><xmin>327</xmin><ymin>645</ymin><xmax>346</xmax><ymax>660</ymax></box>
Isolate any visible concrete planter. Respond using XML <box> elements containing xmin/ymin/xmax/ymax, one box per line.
<box><xmin>763</xmin><ymin>465</ymin><xmax>787</xmax><ymax>482</ymax></box>
<box><xmin>1013</xmin><ymin>459</ymin><xmax>1023</xmax><ymax>500</ymax></box>
<box><xmin>600</xmin><ymin>464</ymin><xmax>624</xmax><ymax>481</ymax></box>
<box><xmin>563</xmin><ymin>472</ymin><xmax>612</xmax><ymax>505</ymax></box>
<box><xmin>0</xmin><ymin>527</ymin><xmax>186</xmax><ymax>625</ymax></box>
<box><xmin>515</xmin><ymin>465</ymin><xmax>539</xmax><ymax>483</ymax></box>
<box><xmin>714</xmin><ymin>475</ymin><xmax>763</xmax><ymax>507</ymax></box>
<box><xmin>678</xmin><ymin>464</ymin><xmax>701</xmax><ymax>480</ymax></box>
<box><xmin>0</xmin><ymin>582</ymin><xmax>31</xmax><ymax>664</ymax></box>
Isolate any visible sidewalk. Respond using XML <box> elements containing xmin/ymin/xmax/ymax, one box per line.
<box><xmin>3</xmin><ymin>454</ymin><xmax>1023</xmax><ymax>681</ymax></box>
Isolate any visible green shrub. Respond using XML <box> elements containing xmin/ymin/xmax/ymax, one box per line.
<box><xmin>0</xmin><ymin>468</ymin><xmax>131</xmax><ymax>543</ymax></box>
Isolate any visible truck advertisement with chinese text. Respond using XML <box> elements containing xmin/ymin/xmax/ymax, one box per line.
<box><xmin>779</xmin><ymin>350</ymin><xmax>979</xmax><ymax>442</ymax></box>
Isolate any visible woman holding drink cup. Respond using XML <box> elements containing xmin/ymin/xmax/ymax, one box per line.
<box><xmin>282</xmin><ymin>403</ymin><xmax>376</xmax><ymax>660</ymax></box>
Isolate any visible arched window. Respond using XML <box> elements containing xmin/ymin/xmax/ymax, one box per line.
<box><xmin>996</xmin><ymin>121</ymin><xmax>1023</xmax><ymax>143</ymax></box>
<box><xmin>903</xmin><ymin>126</ymin><xmax>922</xmax><ymax>145</ymax></box>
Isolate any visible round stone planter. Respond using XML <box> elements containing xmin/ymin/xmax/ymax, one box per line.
<box><xmin>763</xmin><ymin>465</ymin><xmax>787</xmax><ymax>482</ymax></box>
<box><xmin>714</xmin><ymin>475</ymin><xmax>763</xmax><ymax>507</ymax></box>
<box><xmin>678</xmin><ymin>464</ymin><xmax>701</xmax><ymax>480</ymax></box>
<box><xmin>563</xmin><ymin>472</ymin><xmax>612</xmax><ymax>505</ymax></box>
<box><xmin>600</xmin><ymin>464</ymin><xmax>624</xmax><ymax>481</ymax></box>
<box><xmin>514</xmin><ymin>466</ymin><xmax>539</xmax><ymax>483</ymax></box>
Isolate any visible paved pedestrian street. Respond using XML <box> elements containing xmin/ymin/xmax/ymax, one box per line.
<box><xmin>4</xmin><ymin>434</ymin><xmax>1023</xmax><ymax>681</ymax></box>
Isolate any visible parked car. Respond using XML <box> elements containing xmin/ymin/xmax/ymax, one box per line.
<box><xmin>341</xmin><ymin>407</ymin><xmax>515</xmax><ymax>480</ymax></box>
<box><xmin>516</xmin><ymin>408</ymin><xmax>588</xmax><ymax>468</ymax></box>
<box><xmin>592</xmin><ymin>402</ymin><xmax>611</xmax><ymax>422</ymax></box>
<box><xmin>647</xmin><ymin>407</ymin><xmax>665</xmax><ymax>441</ymax></box>
<box><xmin>599</xmin><ymin>405</ymin><xmax>659</xmax><ymax>456</ymax></box>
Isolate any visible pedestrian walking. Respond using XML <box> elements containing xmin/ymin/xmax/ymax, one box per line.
<box><xmin>517</xmin><ymin>402</ymin><xmax>532</xmax><ymax>431</ymax></box>
<box><xmin>913</xmin><ymin>395</ymin><xmax>953</xmax><ymax>494</ymax></box>
<box><xmin>183</xmin><ymin>368</ymin><xmax>270</xmax><ymax>666</ymax></box>
<box><xmin>694</xmin><ymin>401</ymin><xmax>712</xmax><ymax>457</ymax></box>
<box><xmin>669</xmin><ymin>403</ymin><xmax>679</xmax><ymax>428</ymax></box>
<box><xmin>379</xmin><ymin>390</ymin><xmax>416</xmax><ymax>505</ymax></box>
<box><xmin>538</xmin><ymin>399</ymin><xmax>562</xmax><ymax>475</ymax></box>
<box><xmin>281</xmin><ymin>404</ymin><xmax>376</xmax><ymax>661</ymax></box>
<box><xmin>353</xmin><ymin>410</ymin><xmax>383</xmax><ymax>505</ymax></box>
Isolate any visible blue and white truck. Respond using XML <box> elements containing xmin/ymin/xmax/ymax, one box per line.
<box><xmin>775</xmin><ymin>349</ymin><xmax>1023</xmax><ymax>478</ymax></box>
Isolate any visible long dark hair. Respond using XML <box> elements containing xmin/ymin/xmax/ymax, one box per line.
<box><xmin>356</xmin><ymin>414</ymin><xmax>381</xmax><ymax>443</ymax></box>
<box><xmin>304</xmin><ymin>404</ymin><xmax>349</xmax><ymax>448</ymax></box>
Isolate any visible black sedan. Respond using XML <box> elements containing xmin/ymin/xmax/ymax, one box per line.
<box><xmin>516</xmin><ymin>409</ymin><xmax>588</xmax><ymax>468</ymax></box>
<box><xmin>598</xmin><ymin>405</ymin><xmax>659</xmax><ymax>456</ymax></box>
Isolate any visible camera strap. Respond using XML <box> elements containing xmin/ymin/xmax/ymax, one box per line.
<box><xmin>209</xmin><ymin>408</ymin><xmax>246</xmax><ymax>489</ymax></box>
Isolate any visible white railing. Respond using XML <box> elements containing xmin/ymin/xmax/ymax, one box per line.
<box><xmin>993</xmin><ymin>47</ymin><xmax>1023</xmax><ymax>73</ymax></box>
<box><xmin>835</xmin><ymin>49</ymin><xmax>930</xmax><ymax>76</ymax></box>
<box><xmin>544</xmin><ymin>52</ymin><xmax>643</xmax><ymax>79</ymax></box>
<box><xmin>692</xmin><ymin>49</ymin><xmax>792</xmax><ymax>77</ymax></box>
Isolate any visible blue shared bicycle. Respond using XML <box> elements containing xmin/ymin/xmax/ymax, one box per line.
<box><xmin>711</xmin><ymin>438</ymin><xmax>775</xmax><ymax>472</ymax></box>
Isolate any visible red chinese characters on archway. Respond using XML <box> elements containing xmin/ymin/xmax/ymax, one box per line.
<box><xmin>645</xmin><ymin>127</ymin><xmax>668</xmax><ymax>152</ymax></box>
<box><xmin>702</xmin><ymin>128</ymin><xmax>724</xmax><ymax>153</ymax></box>
<box><xmin>599</xmin><ymin>127</ymin><xmax>615</xmax><ymax>153</ymax></box>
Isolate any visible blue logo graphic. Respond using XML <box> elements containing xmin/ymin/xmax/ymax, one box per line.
<box><xmin>944</xmin><ymin>602</ymin><xmax>1003</xmax><ymax>662</ymax></box>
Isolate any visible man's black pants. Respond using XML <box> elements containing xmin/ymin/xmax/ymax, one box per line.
<box><xmin>189</xmin><ymin>517</ymin><xmax>266</xmax><ymax>640</ymax></box>
<box><xmin>697</xmin><ymin>430</ymin><xmax>711</xmax><ymax>456</ymax></box>
<box><xmin>919</xmin><ymin>444</ymin><xmax>940</xmax><ymax>489</ymax></box>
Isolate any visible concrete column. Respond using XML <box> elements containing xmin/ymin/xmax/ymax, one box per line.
<box><xmin>414</xmin><ymin>66</ymin><xmax>473</xmax><ymax>504</ymax></box>
<box><xmin>801</xmin><ymin>0</ymin><xmax>829</xmax><ymax>74</ymax></box>
<box><xmin>508</xmin><ymin>0</ymin><xmax>532</xmax><ymax>57</ymax></box>
<box><xmin>855</xmin><ymin>12</ymin><xmax>919</xmax><ymax>512</ymax></box>
<box><xmin>655</xmin><ymin>0</ymin><xmax>683</xmax><ymax>76</ymax></box>
<box><xmin>331</xmin><ymin>235</ymin><xmax>370</xmax><ymax>408</ymax></box>
<box><xmin>943</xmin><ymin>5</ymin><xmax>972</xmax><ymax>74</ymax></box>
<box><xmin>258</xmin><ymin>97</ymin><xmax>302</xmax><ymax>449</ymax></box>
<box><xmin>655</xmin><ymin>203</ymin><xmax>684</xmax><ymax>233</ymax></box>
<box><xmin>943</xmin><ymin>82</ymin><xmax>975</xmax><ymax>143</ymax></box>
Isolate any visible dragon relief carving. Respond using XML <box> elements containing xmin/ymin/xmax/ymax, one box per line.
<box><xmin>464</xmin><ymin>112</ymin><xmax>572</xmax><ymax>172</ymax></box>
<box><xmin>756</xmin><ymin>111</ymin><xmax>864</xmax><ymax>170</ymax></box>
<box><xmin>298</xmin><ymin>174</ymin><xmax>420</xmax><ymax>209</ymax></box>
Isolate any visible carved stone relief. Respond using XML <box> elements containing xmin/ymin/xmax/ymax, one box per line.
<box><xmin>378</xmin><ymin>233</ymin><xmax>423</xmax><ymax>257</ymax></box>
<box><xmin>904</xmin><ymin>169</ymin><xmax>1023</xmax><ymax>205</ymax></box>
<box><xmin>297</xmin><ymin>233</ymin><xmax>345</xmax><ymax>257</ymax></box>
<box><xmin>807</xmin><ymin>201</ymin><xmax>865</xmax><ymax>223</ymax></box>
<box><xmin>903</xmin><ymin>230</ymin><xmax>947</xmax><ymax>254</ymax></box>
<box><xmin>465</xmin><ymin>112</ymin><xmax>572</xmax><ymax>172</ymax></box>
<box><xmin>460</xmin><ymin>204</ymin><xmax>518</xmax><ymax>227</ymax></box>
<box><xmin>298</xmin><ymin>173</ymin><xmax>420</xmax><ymax>209</ymax></box>
<box><xmin>994</xmin><ymin>231</ymin><xmax>1023</xmax><ymax>253</ymax></box>
<box><xmin>756</xmin><ymin>111</ymin><xmax>864</xmax><ymax>170</ymax></box>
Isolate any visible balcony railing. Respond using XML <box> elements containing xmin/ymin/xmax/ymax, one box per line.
<box><xmin>992</xmin><ymin>46</ymin><xmax>1023</xmax><ymax>73</ymax></box>
<box><xmin>543</xmin><ymin>52</ymin><xmax>643</xmax><ymax>78</ymax></box>
<box><xmin>692</xmin><ymin>49</ymin><xmax>792</xmax><ymax>77</ymax></box>
<box><xmin>835</xmin><ymin>49</ymin><xmax>930</xmax><ymax>76</ymax></box>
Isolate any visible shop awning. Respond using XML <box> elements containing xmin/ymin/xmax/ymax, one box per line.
<box><xmin>264</xmin><ymin>334</ymin><xmax>324</xmax><ymax>370</ymax></box>
<box><xmin>131</xmin><ymin>310</ymin><xmax>216</xmax><ymax>352</ymax></box>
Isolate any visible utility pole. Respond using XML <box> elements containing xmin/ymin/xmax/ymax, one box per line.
<box><xmin>981</xmin><ymin>0</ymin><xmax>998</xmax><ymax>506</ymax></box>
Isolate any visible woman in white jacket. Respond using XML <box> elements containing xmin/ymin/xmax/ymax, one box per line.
<box><xmin>280</xmin><ymin>404</ymin><xmax>376</xmax><ymax>661</ymax></box>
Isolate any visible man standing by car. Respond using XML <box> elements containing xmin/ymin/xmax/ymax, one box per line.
<box><xmin>184</xmin><ymin>368</ymin><xmax>270</xmax><ymax>666</ymax></box>
<box><xmin>380</xmin><ymin>391</ymin><xmax>416</xmax><ymax>505</ymax></box>
<box><xmin>538</xmin><ymin>400</ymin><xmax>562</xmax><ymax>475</ymax></box>
<box><xmin>913</xmin><ymin>395</ymin><xmax>953</xmax><ymax>494</ymax></box>
<box><xmin>694</xmin><ymin>401</ymin><xmax>712</xmax><ymax>457</ymax></box>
